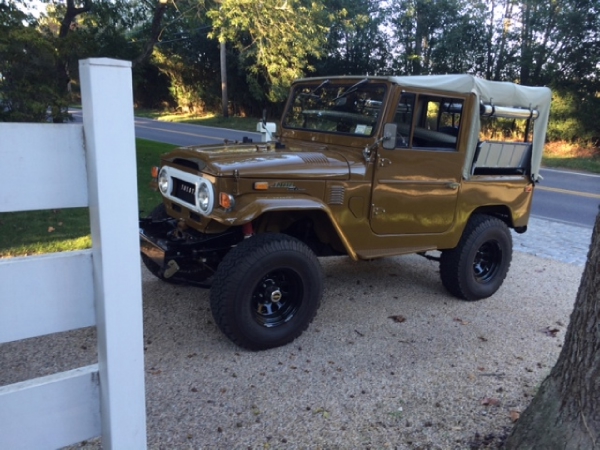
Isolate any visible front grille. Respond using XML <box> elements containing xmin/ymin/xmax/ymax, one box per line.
<box><xmin>173</xmin><ymin>178</ymin><xmax>195</xmax><ymax>205</ymax></box>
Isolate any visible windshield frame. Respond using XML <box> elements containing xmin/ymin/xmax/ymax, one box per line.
<box><xmin>281</xmin><ymin>80</ymin><xmax>388</xmax><ymax>138</ymax></box>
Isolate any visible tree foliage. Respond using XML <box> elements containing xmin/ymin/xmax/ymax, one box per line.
<box><xmin>208</xmin><ymin>0</ymin><xmax>329</xmax><ymax>102</ymax></box>
<box><xmin>0</xmin><ymin>1</ymin><xmax>59</xmax><ymax>122</ymax></box>
<box><xmin>2</xmin><ymin>0</ymin><xmax>600</xmax><ymax>141</ymax></box>
<box><xmin>315</xmin><ymin>0</ymin><xmax>390</xmax><ymax>76</ymax></box>
<box><xmin>388</xmin><ymin>0</ymin><xmax>484</xmax><ymax>75</ymax></box>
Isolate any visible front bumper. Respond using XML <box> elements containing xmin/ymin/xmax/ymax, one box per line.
<box><xmin>140</xmin><ymin>227</ymin><xmax>168</xmax><ymax>267</ymax></box>
<box><xmin>139</xmin><ymin>217</ymin><xmax>242</xmax><ymax>285</ymax></box>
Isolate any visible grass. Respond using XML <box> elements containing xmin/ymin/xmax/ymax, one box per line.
<box><xmin>542</xmin><ymin>141</ymin><xmax>600</xmax><ymax>174</ymax></box>
<box><xmin>0</xmin><ymin>208</ymin><xmax>92</xmax><ymax>257</ymax></box>
<box><xmin>135</xmin><ymin>139</ymin><xmax>178</xmax><ymax>215</ymax></box>
<box><xmin>0</xmin><ymin>139</ymin><xmax>177</xmax><ymax>258</ymax></box>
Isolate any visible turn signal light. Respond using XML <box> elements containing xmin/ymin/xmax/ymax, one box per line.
<box><xmin>254</xmin><ymin>181</ymin><xmax>269</xmax><ymax>190</ymax></box>
<box><xmin>219</xmin><ymin>192</ymin><xmax>235</xmax><ymax>210</ymax></box>
<box><xmin>151</xmin><ymin>166</ymin><xmax>159</xmax><ymax>179</ymax></box>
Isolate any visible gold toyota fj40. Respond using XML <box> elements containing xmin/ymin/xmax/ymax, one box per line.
<box><xmin>139</xmin><ymin>74</ymin><xmax>551</xmax><ymax>350</ymax></box>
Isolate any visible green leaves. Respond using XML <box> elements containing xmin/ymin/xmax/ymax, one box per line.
<box><xmin>208</xmin><ymin>0</ymin><xmax>329</xmax><ymax>102</ymax></box>
<box><xmin>0</xmin><ymin>15</ymin><xmax>60</xmax><ymax>122</ymax></box>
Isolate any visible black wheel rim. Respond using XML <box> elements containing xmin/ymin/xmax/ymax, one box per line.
<box><xmin>473</xmin><ymin>240</ymin><xmax>502</xmax><ymax>283</ymax></box>
<box><xmin>251</xmin><ymin>269</ymin><xmax>303</xmax><ymax>328</ymax></box>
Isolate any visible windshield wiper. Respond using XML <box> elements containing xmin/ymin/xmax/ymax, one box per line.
<box><xmin>332</xmin><ymin>78</ymin><xmax>369</xmax><ymax>102</ymax></box>
<box><xmin>299</xmin><ymin>79</ymin><xmax>330</xmax><ymax>99</ymax></box>
<box><xmin>310</xmin><ymin>79</ymin><xmax>330</xmax><ymax>95</ymax></box>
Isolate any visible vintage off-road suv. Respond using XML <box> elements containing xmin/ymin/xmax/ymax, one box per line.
<box><xmin>139</xmin><ymin>74</ymin><xmax>551</xmax><ymax>350</ymax></box>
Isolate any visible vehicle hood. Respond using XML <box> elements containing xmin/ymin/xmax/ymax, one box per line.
<box><xmin>163</xmin><ymin>143</ymin><xmax>354</xmax><ymax>179</ymax></box>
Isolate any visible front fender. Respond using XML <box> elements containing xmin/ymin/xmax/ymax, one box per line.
<box><xmin>216</xmin><ymin>196</ymin><xmax>359</xmax><ymax>260</ymax></box>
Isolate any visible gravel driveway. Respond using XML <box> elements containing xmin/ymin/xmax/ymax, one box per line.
<box><xmin>0</xmin><ymin>247</ymin><xmax>585</xmax><ymax>449</ymax></box>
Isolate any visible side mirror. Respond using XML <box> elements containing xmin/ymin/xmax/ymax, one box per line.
<box><xmin>256</xmin><ymin>121</ymin><xmax>277</xmax><ymax>142</ymax></box>
<box><xmin>382</xmin><ymin>123</ymin><xmax>397</xmax><ymax>149</ymax></box>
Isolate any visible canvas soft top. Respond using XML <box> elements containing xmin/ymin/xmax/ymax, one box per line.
<box><xmin>388</xmin><ymin>74</ymin><xmax>551</xmax><ymax>181</ymax></box>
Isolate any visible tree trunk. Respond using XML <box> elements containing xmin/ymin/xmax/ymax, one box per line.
<box><xmin>505</xmin><ymin>209</ymin><xmax>600</xmax><ymax>449</ymax></box>
<box><xmin>132</xmin><ymin>1</ymin><xmax>168</xmax><ymax>68</ymax></box>
<box><xmin>493</xmin><ymin>0</ymin><xmax>513</xmax><ymax>81</ymax></box>
<box><xmin>486</xmin><ymin>0</ymin><xmax>496</xmax><ymax>80</ymax></box>
<box><xmin>520</xmin><ymin>0</ymin><xmax>532</xmax><ymax>85</ymax></box>
<box><xmin>412</xmin><ymin>0</ymin><xmax>425</xmax><ymax>75</ymax></box>
<box><xmin>53</xmin><ymin>0</ymin><xmax>91</xmax><ymax>122</ymax></box>
<box><xmin>220</xmin><ymin>41</ymin><xmax>228</xmax><ymax>118</ymax></box>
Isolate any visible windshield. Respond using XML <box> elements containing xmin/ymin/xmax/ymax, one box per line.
<box><xmin>282</xmin><ymin>81</ymin><xmax>387</xmax><ymax>137</ymax></box>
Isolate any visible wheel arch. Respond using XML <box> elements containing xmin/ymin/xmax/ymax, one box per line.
<box><xmin>469</xmin><ymin>205</ymin><xmax>516</xmax><ymax>229</ymax></box>
<box><xmin>223</xmin><ymin>197</ymin><xmax>358</xmax><ymax>259</ymax></box>
<box><xmin>253</xmin><ymin>208</ymin><xmax>353</xmax><ymax>258</ymax></box>
<box><xmin>442</xmin><ymin>205</ymin><xmax>518</xmax><ymax>251</ymax></box>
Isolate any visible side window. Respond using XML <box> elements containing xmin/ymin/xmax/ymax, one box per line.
<box><xmin>393</xmin><ymin>93</ymin><xmax>415</xmax><ymax>148</ymax></box>
<box><xmin>413</xmin><ymin>96</ymin><xmax>463</xmax><ymax>150</ymax></box>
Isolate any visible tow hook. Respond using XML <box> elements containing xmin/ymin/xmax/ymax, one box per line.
<box><xmin>172</xmin><ymin>220</ymin><xmax>188</xmax><ymax>239</ymax></box>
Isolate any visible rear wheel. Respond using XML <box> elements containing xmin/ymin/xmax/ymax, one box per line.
<box><xmin>210</xmin><ymin>233</ymin><xmax>323</xmax><ymax>350</ymax></box>
<box><xmin>440</xmin><ymin>215</ymin><xmax>512</xmax><ymax>301</ymax></box>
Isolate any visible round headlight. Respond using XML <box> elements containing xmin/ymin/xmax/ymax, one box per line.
<box><xmin>197</xmin><ymin>180</ymin><xmax>214</xmax><ymax>213</ymax></box>
<box><xmin>158</xmin><ymin>168</ymin><xmax>169</xmax><ymax>194</ymax></box>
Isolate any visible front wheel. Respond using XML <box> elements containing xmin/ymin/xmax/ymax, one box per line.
<box><xmin>210</xmin><ymin>233</ymin><xmax>324</xmax><ymax>351</ymax></box>
<box><xmin>440</xmin><ymin>215</ymin><xmax>512</xmax><ymax>301</ymax></box>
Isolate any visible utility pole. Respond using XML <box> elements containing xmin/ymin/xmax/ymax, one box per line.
<box><xmin>220</xmin><ymin>41</ymin><xmax>228</xmax><ymax>118</ymax></box>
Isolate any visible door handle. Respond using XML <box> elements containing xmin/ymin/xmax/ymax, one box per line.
<box><xmin>447</xmin><ymin>182</ymin><xmax>460</xmax><ymax>190</ymax></box>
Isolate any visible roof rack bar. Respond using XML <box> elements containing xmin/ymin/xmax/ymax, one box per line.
<box><xmin>480</xmin><ymin>103</ymin><xmax>539</xmax><ymax>120</ymax></box>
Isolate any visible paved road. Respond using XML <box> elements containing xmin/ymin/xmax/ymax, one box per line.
<box><xmin>133</xmin><ymin>116</ymin><xmax>262</xmax><ymax>145</ymax></box>
<box><xmin>70</xmin><ymin>109</ymin><xmax>262</xmax><ymax>146</ymax></box>
<box><xmin>534</xmin><ymin>168</ymin><xmax>600</xmax><ymax>227</ymax></box>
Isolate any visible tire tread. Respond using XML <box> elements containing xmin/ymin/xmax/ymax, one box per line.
<box><xmin>440</xmin><ymin>214</ymin><xmax>512</xmax><ymax>301</ymax></box>
<box><xmin>210</xmin><ymin>233</ymin><xmax>323</xmax><ymax>350</ymax></box>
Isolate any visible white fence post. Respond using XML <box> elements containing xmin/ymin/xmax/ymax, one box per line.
<box><xmin>0</xmin><ymin>57</ymin><xmax>147</xmax><ymax>449</ymax></box>
<box><xmin>79</xmin><ymin>58</ymin><xmax>147</xmax><ymax>448</ymax></box>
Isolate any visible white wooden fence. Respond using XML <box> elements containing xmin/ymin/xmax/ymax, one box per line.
<box><xmin>0</xmin><ymin>58</ymin><xmax>147</xmax><ymax>449</ymax></box>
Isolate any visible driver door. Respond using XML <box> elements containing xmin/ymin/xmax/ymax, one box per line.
<box><xmin>370</xmin><ymin>92</ymin><xmax>464</xmax><ymax>235</ymax></box>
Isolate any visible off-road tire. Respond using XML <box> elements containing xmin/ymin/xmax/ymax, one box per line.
<box><xmin>440</xmin><ymin>214</ymin><xmax>512</xmax><ymax>301</ymax></box>
<box><xmin>210</xmin><ymin>233</ymin><xmax>324</xmax><ymax>351</ymax></box>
